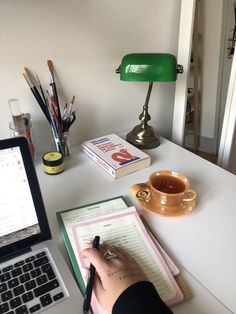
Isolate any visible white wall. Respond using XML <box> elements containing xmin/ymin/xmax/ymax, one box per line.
<box><xmin>0</xmin><ymin>0</ymin><xmax>181</xmax><ymax>154</ymax></box>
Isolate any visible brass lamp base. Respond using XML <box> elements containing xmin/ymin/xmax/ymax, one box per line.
<box><xmin>126</xmin><ymin>124</ymin><xmax>160</xmax><ymax>149</ymax></box>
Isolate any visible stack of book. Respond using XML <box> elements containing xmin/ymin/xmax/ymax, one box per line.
<box><xmin>57</xmin><ymin>196</ymin><xmax>192</xmax><ymax>314</ymax></box>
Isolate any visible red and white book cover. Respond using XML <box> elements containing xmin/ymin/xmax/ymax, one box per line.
<box><xmin>81</xmin><ymin>133</ymin><xmax>151</xmax><ymax>178</ymax></box>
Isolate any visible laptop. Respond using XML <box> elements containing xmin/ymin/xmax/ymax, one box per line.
<box><xmin>0</xmin><ymin>136</ymin><xmax>84</xmax><ymax>314</ymax></box>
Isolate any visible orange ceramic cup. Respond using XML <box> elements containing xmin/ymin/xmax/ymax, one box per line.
<box><xmin>131</xmin><ymin>170</ymin><xmax>196</xmax><ymax>210</ymax></box>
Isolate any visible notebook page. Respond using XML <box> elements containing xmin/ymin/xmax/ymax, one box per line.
<box><xmin>72</xmin><ymin>209</ymin><xmax>183</xmax><ymax>307</ymax></box>
<box><xmin>148</xmin><ymin>231</ymin><xmax>180</xmax><ymax>276</ymax></box>
<box><xmin>60</xmin><ymin>197</ymin><xmax>127</xmax><ymax>224</ymax></box>
<box><xmin>60</xmin><ymin>197</ymin><xmax>128</xmax><ymax>268</ymax></box>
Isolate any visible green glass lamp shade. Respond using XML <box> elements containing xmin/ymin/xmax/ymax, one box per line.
<box><xmin>119</xmin><ymin>53</ymin><xmax>177</xmax><ymax>82</ymax></box>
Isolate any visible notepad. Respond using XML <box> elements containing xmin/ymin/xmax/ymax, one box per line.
<box><xmin>57</xmin><ymin>197</ymin><xmax>129</xmax><ymax>292</ymax></box>
<box><xmin>57</xmin><ymin>196</ymin><xmax>190</xmax><ymax>314</ymax></box>
<box><xmin>72</xmin><ymin>206</ymin><xmax>183</xmax><ymax>309</ymax></box>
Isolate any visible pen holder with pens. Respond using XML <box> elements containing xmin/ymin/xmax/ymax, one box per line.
<box><xmin>21</xmin><ymin>61</ymin><xmax>77</xmax><ymax>162</ymax></box>
<box><xmin>52</xmin><ymin>129</ymin><xmax>71</xmax><ymax>159</ymax></box>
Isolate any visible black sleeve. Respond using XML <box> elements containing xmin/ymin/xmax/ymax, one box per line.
<box><xmin>112</xmin><ymin>281</ymin><xmax>173</xmax><ymax>314</ymax></box>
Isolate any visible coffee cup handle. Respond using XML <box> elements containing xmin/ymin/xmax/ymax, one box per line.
<box><xmin>130</xmin><ymin>183</ymin><xmax>151</xmax><ymax>202</ymax></box>
<box><xmin>182</xmin><ymin>189</ymin><xmax>196</xmax><ymax>205</ymax></box>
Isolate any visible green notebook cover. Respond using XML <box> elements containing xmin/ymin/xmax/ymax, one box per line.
<box><xmin>56</xmin><ymin>196</ymin><xmax>129</xmax><ymax>294</ymax></box>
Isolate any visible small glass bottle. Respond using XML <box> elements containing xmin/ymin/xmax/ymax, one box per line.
<box><xmin>8</xmin><ymin>99</ymin><xmax>24</xmax><ymax>133</ymax></box>
<box><xmin>8</xmin><ymin>99</ymin><xmax>35</xmax><ymax>159</ymax></box>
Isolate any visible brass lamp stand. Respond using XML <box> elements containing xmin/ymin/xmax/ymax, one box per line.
<box><xmin>126</xmin><ymin>82</ymin><xmax>160</xmax><ymax>149</ymax></box>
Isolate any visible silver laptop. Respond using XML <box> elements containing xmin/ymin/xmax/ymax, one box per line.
<box><xmin>0</xmin><ymin>136</ymin><xmax>83</xmax><ymax>314</ymax></box>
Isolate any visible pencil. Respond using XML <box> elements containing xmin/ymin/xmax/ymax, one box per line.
<box><xmin>83</xmin><ymin>236</ymin><xmax>100</xmax><ymax>314</ymax></box>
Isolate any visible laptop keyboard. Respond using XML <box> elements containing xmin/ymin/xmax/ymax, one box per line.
<box><xmin>0</xmin><ymin>249</ymin><xmax>67</xmax><ymax>314</ymax></box>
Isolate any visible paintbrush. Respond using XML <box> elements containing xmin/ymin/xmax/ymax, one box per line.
<box><xmin>51</xmin><ymin>95</ymin><xmax>62</xmax><ymax>133</ymax></box>
<box><xmin>22</xmin><ymin>113</ymin><xmax>35</xmax><ymax>157</ymax></box>
<box><xmin>22</xmin><ymin>68</ymin><xmax>51</xmax><ymax>122</ymax></box>
<box><xmin>45</xmin><ymin>95</ymin><xmax>64</xmax><ymax>155</ymax></box>
<box><xmin>47</xmin><ymin>60</ymin><xmax>62</xmax><ymax>123</ymax></box>
<box><xmin>36</xmin><ymin>74</ymin><xmax>47</xmax><ymax>106</ymax></box>
<box><xmin>68</xmin><ymin>95</ymin><xmax>75</xmax><ymax>115</ymax></box>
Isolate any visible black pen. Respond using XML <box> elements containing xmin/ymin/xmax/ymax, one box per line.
<box><xmin>83</xmin><ymin>235</ymin><xmax>100</xmax><ymax>314</ymax></box>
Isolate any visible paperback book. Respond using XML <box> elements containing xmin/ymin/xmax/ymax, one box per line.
<box><xmin>80</xmin><ymin>133</ymin><xmax>151</xmax><ymax>178</ymax></box>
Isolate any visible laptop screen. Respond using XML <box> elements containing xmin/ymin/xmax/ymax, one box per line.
<box><xmin>0</xmin><ymin>137</ymin><xmax>51</xmax><ymax>262</ymax></box>
<box><xmin>0</xmin><ymin>146</ymin><xmax>40</xmax><ymax>248</ymax></box>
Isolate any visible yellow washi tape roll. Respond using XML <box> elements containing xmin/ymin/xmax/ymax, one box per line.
<box><xmin>42</xmin><ymin>152</ymin><xmax>64</xmax><ymax>175</ymax></box>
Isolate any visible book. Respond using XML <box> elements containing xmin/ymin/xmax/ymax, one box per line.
<box><xmin>80</xmin><ymin>133</ymin><xmax>151</xmax><ymax>179</ymax></box>
<box><xmin>57</xmin><ymin>196</ymin><xmax>191</xmax><ymax>314</ymax></box>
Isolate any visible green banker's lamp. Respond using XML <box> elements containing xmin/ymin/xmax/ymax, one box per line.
<box><xmin>116</xmin><ymin>53</ymin><xmax>183</xmax><ymax>149</ymax></box>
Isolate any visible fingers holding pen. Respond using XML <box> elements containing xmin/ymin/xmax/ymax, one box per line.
<box><xmin>82</xmin><ymin>243</ymin><xmax>148</xmax><ymax>312</ymax></box>
<box><xmin>82</xmin><ymin>243</ymin><xmax>146</xmax><ymax>284</ymax></box>
<box><xmin>82</xmin><ymin>247</ymin><xmax>106</xmax><ymax>273</ymax></box>
<box><xmin>82</xmin><ymin>243</ymin><xmax>139</xmax><ymax>269</ymax></box>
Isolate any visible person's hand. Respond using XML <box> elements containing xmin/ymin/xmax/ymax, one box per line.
<box><xmin>81</xmin><ymin>244</ymin><xmax>147</xmax><ymax>312</ymax></box>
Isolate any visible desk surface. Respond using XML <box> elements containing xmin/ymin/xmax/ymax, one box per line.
<box><xmin>36</xmin><ymin>138</ymin><xmax>236</xmax><ymax>313</ymax></box>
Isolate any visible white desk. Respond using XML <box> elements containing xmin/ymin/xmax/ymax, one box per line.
<box><xmin>35</xmin><ymin>138</ymin><xmax>236</xmax><ymax>313</ymax></box>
